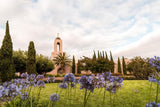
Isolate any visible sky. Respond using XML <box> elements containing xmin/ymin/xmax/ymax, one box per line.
<box><xmin>0</xmin><ymin>0</ymin><xmax>160</xmax><ymax>60</ymax></box>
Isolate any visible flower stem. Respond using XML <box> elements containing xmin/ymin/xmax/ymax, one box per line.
<box><xmin>110</xmin><ymin>92</ymin><xmax>112</xmax><ymax>107</ymax></box>
<box><xmin>156</xmin><ymin>84</ymin><xmax>159</xmax><ymax>103</ymax></box>
<box><xmin>149</xmin><ymin>82</ymin><xmax>152</xmax><ymax>107</ymax></box>
<box><xmin>84</xmin><ymin>91</ymin><xmax>91</xmax><ymax>107</ymax></box>
<box><xmin>103</xmin><ymin>88</ymin><xmax>106</xmax><ymax>107</ymax></box>
<box><xmin>83</xmin><ymin>90</ymin><xmax>87</xmax><ymax>107</ymax></box>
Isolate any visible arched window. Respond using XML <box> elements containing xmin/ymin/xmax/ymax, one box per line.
<box><xmin>57</xmin><ymin>42</ymin><xmax>60</xmax><ymax>51</ymax></box>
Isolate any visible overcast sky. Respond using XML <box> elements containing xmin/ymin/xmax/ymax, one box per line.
<box><xmin>0</xmin><ymin>0</ymin><xmax>160</xmax><ymax>60</ymax></box>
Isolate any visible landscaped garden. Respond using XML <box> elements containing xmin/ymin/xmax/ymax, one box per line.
<box><xmin>0</xmin><ymin>21</ymin><xmax>160</xmax><ymax>107</ymax></box>
<box><xmin>0</xmin><ymin>72</ymin><xmax>160</xmax><ymax>107</ymax></box>
<box><xmin>37</xmin><ymin>80</ymin><xmax>160</xmax><ymax>107</ymax></box>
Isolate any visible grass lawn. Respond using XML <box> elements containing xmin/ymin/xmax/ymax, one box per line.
<box><xmin>36</xmin><ymin>80</ymin><xmax>160</xmax><ymax>107</ymax></box>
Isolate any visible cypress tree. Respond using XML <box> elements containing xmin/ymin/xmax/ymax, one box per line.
<box><xmin>72</xmin><ymin>55</ymin><xmax>75</xmax><ymax>74</ymax></box>
<box><xmin>77</xmin><ymin>60</ymin><xmax>81</xmax><ymax>74</ymax></box>
<box><xmin>100</xmin><ymin>51</ymin><xmax>102</xmax><ymax>59</ymax></box>
<box><xmin>26</xmin><ymin>41</ymin><xmax>37</xmax><ymax>74</ymax></box>
<box><xmin>92</xmin><ymin>51</ymin><xmax>97</xmax><ymax>72</ymax></box>
<box><xmin>98</xmin><ymin>51</ymin><xmax>100</xmax><ymax>59</ymax></box>
<box><xmin>105</xmin><ymin>51</ymin><xmax>109</xmax><ymax>61</ymax></box>
<box><xmin>118</xmin><ymin>57</ymin><xmax>122</xmax><ymax>73</ymax></box>
<box><xmin>93</xmin><ymin>51</ymin><xmax>96</xmax><ymax>60</ymax></box>
<box><xmin>102</xmin><ymin>51</ymin><xmax>105</xmax><ymax>59</ymax></box>
<box><xmin>122</xmin><ymin>56</ymin><xmax>127</xmax><ymax>75</ymax></box>
<box><xmin>0</xmin><ymin>21</ymin><xmax>15</xmax><ymax>82</ymax></box>
<box><xmin>110</xmin><ymin>51</ymin><xmax>114</xmax><ymax>73</ymax></box>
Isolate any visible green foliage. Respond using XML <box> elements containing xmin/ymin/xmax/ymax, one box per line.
<box><xmin>45</xmin><ymin>74</ymin><xmax>56</xmax><ymax>77</ymax></box>
<box><xmin>0</xmin><ymin>21</ymin><xmax>15</xmax><ymax>82</ymax></box>
<box><xmin>72</xmin><ymin>55</ymin><xmax>76</xmax><ymax>74</ymax></box>
<box><xmin>13</xmin><ymin>50</ymin><xmax>27</xmax><ymax>74</ymax></box>
<box><xmin>77</xmin><ymin>60</ymin><xmax>82</xmax><ymax>74</ymax></box>
<box><xmin>13</xmin><ymin>50</ymin><xmax>53</xmax><ymax>75</ymax></box>
<box><xmin>96</xmin><ymin>57</ymin><xmax>110</xmax><ymax>73</ymax></box>
<box><xmin>98</xmin><ymin>51</ymin><xmax>100</xmax><ymax>59</ymax></box>
<box><xmin>102</xmin><ymin>51</ymin><xmax>105</xmax><ymax>59</ymax></box>
<box><xmin>53</xmin><ymin>53</ymin><xmax>71</xmax><ymax>73</ymax></box>
<box><xmin>93</xmin><ymin>51</ymin><xmax>96</xmax><ymax>60</ymax></box>
<box><xmin>118</xmin><ymin>57</ymin><xmax>122</xmax><ymax>73</ymax></box>
<box><xmin>36</xmin><ymin>54</ymin><xmax>54</xmax><ymax>75</ymax></box>
<box><xmin>105</xmin><ymin>51</ymin><xmax>109</xmax><ymax>61</ymax></box>
<box><xmin>127</xmin><ymin>57</ymin><xmax>156</xmax><ymax>79</ymax></box>
<box><xmin>26</xmin><ymin>41</ymin><xmax>37</xmax><ymax>74</ymax></box>
<box><xmin>122</xmin><ymin>56</ymin><xmax>127</xmax><ymax>75</ymax></box>
<box><xmin>110</xmin><ymin>51</ymin><xmax>114</xmax><ymax>73</ymax></box>
<box><xmin>77</xmin><ymin>51</ymin><xmax>114</xmax><ymax>73</ymax></box>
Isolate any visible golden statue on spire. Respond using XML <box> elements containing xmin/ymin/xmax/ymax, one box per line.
<box><xmin>57</xmin><ymin>33</ymin><xmax>59</xmax><ymax>37</ymax></box>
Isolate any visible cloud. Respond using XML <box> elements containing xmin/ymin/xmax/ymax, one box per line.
<box><xmin>0</xmin><ymin>0</ymin><xmax>160</xmax><ymax>60</ymax></box>
<box><xmin>114</xmin><ymin>24</ymin><xmax>160</xmax><ymax>59</ymax></box>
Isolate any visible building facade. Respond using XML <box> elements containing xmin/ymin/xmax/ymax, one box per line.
<box><xmin>48</xmin><ymin>34</ymin><xmax>72</xmax><ymax>75</ymax></box>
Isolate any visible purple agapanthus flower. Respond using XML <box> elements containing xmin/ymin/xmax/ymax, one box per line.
<box><xmin>148</xmin><ymin>75</ymin><xmax>157</xmax><ymax>82</ymax></box>
<box><xmin>36</xmin><ymin>75</ymin><xmax>44</xmax><ymax>80</ymax></box>
<box><xmin>149</xmin><ymin>56</ymin><xmax>160</xmax><ymax>71</ymax></box>
<box><xmin>79</xmin><ymin>75</ymin><xmax>95</xmax><ymax>92</ymax></box>
<box><xmin>146</xmin><ymin>102</ymin><xmax>160</xmax><ymax>107</ymax></box>
<box><xmin>21</xmin><ymin>73</ymin><xmax>29</xmax><ymax>79</ymax></box>
<box><xmin>59</xmin><ymin>83</ymin><xmax>68</xmax><ymax>89</ymax></box>
<box><xmin>49</xmin><ymin>93</ymin><xmax>59</xmax><ymax>102</ymax></box>
<box><xmin>37</xmin><ymin>80</ymin><xmax>45</xmax><ymax>88</ymax></box>
<box><xmin>47</xmin><ymin>77</ymin><xmax>55</xmax><ymax>83</ymax></box>
<box><xmin>106</xmin><ymin>82</ymin><xmax>122</xmax><ymax>93</ymax></box>
<box><xmin>27</xmin><ymin>74</ymin><xmax>36</xmax><ymax>82</ymax></box>
<box><xmin>93</xmin><ymin>74</ymin><xmax>105</xmax><ymax>88</ymax></box>
<box><xmin>63</xmin><ymin>73</ymin><xmax>76</xmax><ymax>83</ymax></box>
<box><xmin>102</xmin><ymin>72</ymin><xmax>112</xmax><ymax>81</ymax></box>
<box><xmin>110</xmin><ymin>76</ymin><xmax>123</xmax><ymax>83</ymax></box>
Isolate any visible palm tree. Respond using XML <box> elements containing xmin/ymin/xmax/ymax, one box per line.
<box><xmin>53</xmin><ymin>53</ymin><xmax>71</xmax><ymax>73</ymax></box>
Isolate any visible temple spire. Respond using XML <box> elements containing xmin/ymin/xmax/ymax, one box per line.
<box><xmin>57</xmin><ymin>33</ymin><xmax>59</xmax><ymax>38</ymax></box>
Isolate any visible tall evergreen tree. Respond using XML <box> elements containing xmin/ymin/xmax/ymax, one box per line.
<box><xmin>110</xmin><ymin>51</ymin><xmax>114</xmax><ymax>73</ymax></box>
<box><xmin>98</xmin><ymin>51</ymin><xmax>100</xmax><ymax>59</ymax></box>
<box><xmin>100</xmin><ymin>51</ymin><xmax>102</xmax><ymax>59</ymax></box>
<box><xmin>0</xmin><ymin>21</ymin><xmax>15</xmax><ymax>82</ymax></box>
<box><xmin>77</xmin><ymin>60</ymin><xmax>81</xmax><ymax>74</ymax></box>
<box><xmin>122</xmin><ymin>56</ymin><xmax>127</xmax><ymax>75</ymax></box>
<box><xmin>72</xmin><ymin>55</ymin><xmax>75</xmax><ymax>74</ymax></box>
<box><xmin>26</xmin><ymin>41</ymin><xmax>37</xmax><ymax>74</ymax></box>
<box><xmin>118</xmin><ymin>57</ymin><xmax>122</xmax><ymax>73</ymax></box>
<box><xmin>93</xmin><ymin>51</ymin><xmax>96</xmax><ymax>60</ymax></box>
<box><xmin>102</xmin><ymin>51</ymin><xmax>105</xmax><ymax>59</ymax></box>
<box><xmin>105</xmin><ymin>51</ymin><xmax>109</xmax><ymax>61</ymax></box>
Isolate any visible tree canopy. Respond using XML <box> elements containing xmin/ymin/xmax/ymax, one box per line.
<box><xmin>0</xmin><ymin>21</ymin><xmax>15</xmax><ymax>82</ymax></box>
<box><xmin>26</xmin><ymin>41</ymin><xmax>37</xmax><ymax>74</ymax></box>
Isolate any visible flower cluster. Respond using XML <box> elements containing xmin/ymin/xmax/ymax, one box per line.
<box><xmin>149</xmin><ymin>56</ymin><xmax>160</xmax><ymax>84</ymax></box>
<box><xmin>63</xmin><ymin>73</ymin><xmax>75</xmax><ymax>83</ymax></box>
<box><xmin>47</xmin><ymin>77</ymin><xmax>55</xmax><ymax>83</ymax></box>
<box><xmin>79</xmin><ymin>75</ymin><xmax>95</xmax><ymax>92</ymax></box>
<box><xmin>148</xmin><ymin>73</ymin><xmax>160</xmax><ymax>84</ymax></box>
<box><xmin>149</xmin><ymin>56</ymin><xmax>160</xmax><ymax>71</ymax></box>
<box><xmin>93</xmin><ymin>74</ymin><xmax>105</xmax><ymax>88</ymax></box>
<box><xmin>102</xmin><ymin>72</ymin><xmax>112</xmax><ymax>81</ymax></box>
<box><xmin>49</xmin><ymin>93</ymin><xmax>59</xmax><ymax>102</ymax></box>
<box><xmin>78</xmin><ymin>72</ymin><xmax>123</xmax><ymax>93</ymax></box>
<box><xmin>146</xmin><ymin>102</ymin><xmax>160</xmax><ymax>107</ymax></box>
<box><xmin>0</xmin><ymin>73</ymin><xmax>46</xmax><ymax>101</ymax></box>
<box><xmin>106</xmin><ymin>75</ymin><xmax>123</xmax><ymax>93</ymax></box>
<box><xmin>59</xmin><ymin>83</ymin><xmax>68</xmax><ymax>89</ymax></box>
